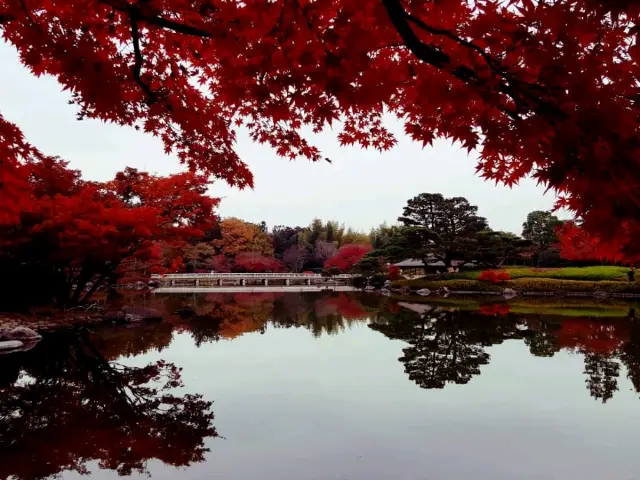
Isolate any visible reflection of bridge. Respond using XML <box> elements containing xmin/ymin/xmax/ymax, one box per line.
<box><xmin>151</xmin><ymin>272</ymin><xmax>356</xmax><ymax>289</ymax></box>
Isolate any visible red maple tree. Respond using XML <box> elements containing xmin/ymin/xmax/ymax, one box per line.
<box><xmin>234</xmin><ymin>252</ymin><xmax>285</xmax><ymax>273</ymax></box>
<box><xmin>325</xmin><ymin>244</ymin><xmax>372</xmax><ymax>273</ymax></box>
<box><xmin>557</xmin><ymin>221</ymin><xmax>640</xmax><ymax>266</ymax></box>
<box><xmin>1</xmin><ymin>0</ymin><xmax>639</xmax><ymax>252</ymax></box>
<box><xmin>0</xmin><ymin>157</ymin><xmax>218</xmax><ymax>307</ymax></box>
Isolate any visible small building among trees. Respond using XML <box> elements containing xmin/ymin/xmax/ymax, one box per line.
<box><xmin>394</xmin><ymin>258</ymin><xmax>476</xmax><ymax>277</ymax></box>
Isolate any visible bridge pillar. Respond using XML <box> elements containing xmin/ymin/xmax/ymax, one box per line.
<box><xmin>263</xmin><ymin>279</ymin><xmax>269</xmax><ymax>286</ymax></box>
<box><xmin>285</xmin><ymin>279</ymin><xmax>290</xmax><ymax>286</ymax></box>
<box><xmin>217</xmin><ymin>279</ymin><xmax>222</xmax><ymax>286</ymax></box>
<box><xmin>170</xmin><ymin>280</ymin><xmax>175</xmax><ymax>287</ymax></box>
<box><xmin>241</xmin><ymin>279</ymin><xmax>246</xmax><ymax>286</ymax></box>
<box><xmin>195</xmin><ymin>279</ymin><xmax>200</xmax><ymax>287</ymax></box>
<box><xmin>305</xmin><ymin>278</ymin><xmax>311</xmax><ymax>286</ymax></box>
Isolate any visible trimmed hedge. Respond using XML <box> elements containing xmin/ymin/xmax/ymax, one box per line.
<box><xmin>393</xmin><ymin>277</ymin><xmax>640</xmax><ymax>294</ymax></box>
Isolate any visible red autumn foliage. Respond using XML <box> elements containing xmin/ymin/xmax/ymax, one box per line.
<box><xmin>387</xmin><ymin>264</ymin><xmax>402</xmax><ymax>281</ymax></box>
<box><xmin>234</xmin><ymin>252</ymin><xmax>285</xmax><ymax>273</ymax></box>
<box><xmin>0</xmin><ymin>157</ymin><xmax>218</xmax><ymax>307</ymax></box>
<box><xmin>208</xmin><ymin>255</ymin><xmax>233</xmax><ymax>273</ymax></box>
<box><xmin>324</xmin><ymin>244</ymin><xmax>372</xmax><ymax>273</ymax></box>
<box><xmin>557</xmin><ymin>221</ymin><xmax>640</xmax><ymax>266</ymax></box>
<box><xmin>2</xmin><ymin>0</ymin><xmax>640</xmax><ymax>255</ymax></box>
<box><xmin>477</xmin><ymin>270</ymin><xmax>511</xmax><ymax>284</ymax></box>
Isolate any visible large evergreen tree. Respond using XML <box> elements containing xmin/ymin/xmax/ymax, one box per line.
<box><xmin>398</xmin><ymin>193</ymin><xmax>488</xmax><ymax>269</ymax></box>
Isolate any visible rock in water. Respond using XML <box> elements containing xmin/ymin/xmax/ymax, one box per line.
<box><xmin>0</xmin><ymin>340</ymin><xmax>24</xmax><ymax>353</ymax></box>
<box><xmin>122</xmin><ymin>307</ymin><xmax>163</xmax><ymax>321</ymax></box>
<box><xmin>0</xmin><ymin>327</ymin><xmax>11</xmax><ymax>340</ymax></box>
<box><xmin>104</xmin><ymin>310</ymin><xmax>126</xmax><ymax>322</ymax></box>
<box><xmin>5</xmin><ymin>327</ymin><xmax>42</xmax><ymax>341</ymax></box>
<box><xmin>503</xmin><ymin>288</ymin><xmax>517</xmax><ymax>299</ymax></box>
<box><xmin>124</xmin><ymin>314</ymin><xmax>144</xmax><ymax>323</ymax></box>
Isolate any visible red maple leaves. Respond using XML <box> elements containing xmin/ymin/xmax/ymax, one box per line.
<box><xmin>557</xmin><ymin>221</ymin><xmax>640</xmax><ymax>266</ymax></box>
<box><xmin>324</xmin><ymin>244</ymin><xmax>372</xmax><ymax>273</ymax></box>
<box><xmin>1</xmin><ymin>0</ymin><xmax>639</xmax><ymax>253</ymax></box>
<box><xmin>478</xmin><ymin>270</ymin><xmax>511</xmax><ymax>284</ymax></box>
<box><xmin>0</xmin><ymin>150</ymin><xmax>218</xmax><ymax>306</ymax></box>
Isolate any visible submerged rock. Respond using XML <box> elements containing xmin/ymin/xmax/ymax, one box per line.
<box><xmin>5</xmin><ymin>327</ymin><xmax>42</xmax><ymax>341</ymax></box>
<box><xmin>0</xmin><ymin>340</ymin><xmax>24</xmax><ymax>353</ymax></box>
<box><xmin>124</xmin><ymin>313</ymin><xmax>144</xmax><ymax>323</ymax></box>
<box><xmin>122</xmin><ymin>307</ymin><xmax>163</xmax><ymax>321</ymax></box>
<box><xmin>104</xmin><ymin>310</ymin><xmax>125</xmax><ymax>322</ymax></box>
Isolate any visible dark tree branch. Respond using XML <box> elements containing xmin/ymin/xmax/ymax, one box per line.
<box><xmin>129</xmin><ymin>10</ymin><xmax>157</xmax><ymax>104</ymax></box>
<box><xmin>144</xmin><ymin>14</ymin><xmax>212</xmax><ymax>37</ymax></box>
<box><xmin>381</xmin><ymin>0</ymin><xmax>563</xmax><ymax>121</ymax></box>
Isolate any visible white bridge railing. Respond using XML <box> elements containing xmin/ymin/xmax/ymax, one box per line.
<box><xmin>151</xmin><ymin>273</ymin><xmax>356</xmax><ymax>279</ymax></box>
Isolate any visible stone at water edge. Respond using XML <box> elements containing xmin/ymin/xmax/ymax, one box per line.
<box><xmin>104</xmin><ymin>310</ymin><xmax>126</xmax><ymax>322</ymax></box>
<box><xmin>416</xmin><ymin>289</ymin><xmax>431</xmax><ymax>296</ymax></box>
<box><xmin>124</xmin><ymin>314</ymin><xmax>144</xmax><ymax>323</ymax></box>
<box><xmin>122</xmin><ymin>307</ymin><xmax>163</xmax><ymax>321</ymax></box>
<box><xmin>0</xmin><ymin>340</ymin><xmax>24</xmax><ymax>352</ymax></box>
<box><xmin>503</xmin><ymin>288</ymin><xmax>517</xmax><ymax>299</ymax></box>
<box><xmin>0</xmin><ymin>327</ymin><xmax>11</xmax><ymax>340</ymax></box>
<box><xmin>5</xmin><ymin>326</ymin><xmax>42</xmax><ymax>341</ymax></box>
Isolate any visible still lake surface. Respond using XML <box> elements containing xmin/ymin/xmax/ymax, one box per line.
<box><xmin>3</xmin><ymin>292</ymin><xmax>640</xmax><ymax>480</ymax></box>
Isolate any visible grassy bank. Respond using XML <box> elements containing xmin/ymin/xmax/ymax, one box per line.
<box><xmin>392</xmin><ymin>277</ymin><xmax>640</xmax><ymax>295</ymax></box>
<box><xmin>447</xmin><ymin>266</ymin><xmax>629</xmax><ymax>282</ymax></box>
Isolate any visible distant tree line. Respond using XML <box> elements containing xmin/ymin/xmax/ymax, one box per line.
<box><xmin>168</xmin><ymin>193</ymin><xmax>575</xmax><ymax>280</ymax></box>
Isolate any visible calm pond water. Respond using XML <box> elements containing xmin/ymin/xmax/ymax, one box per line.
<box><xmin>3</xmin><ymin>292</ymin><xmax>640</xmax><ymax>480</ymax></box>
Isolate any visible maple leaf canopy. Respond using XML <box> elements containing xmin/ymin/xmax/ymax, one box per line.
<box><xmin>1</xmin><ymin>0</ymin><xmax>640</xmax><ymax>255</ymax></box>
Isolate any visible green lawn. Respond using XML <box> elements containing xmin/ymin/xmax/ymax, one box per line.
<box><xmin>449</xmin><ymin>266</ymin><xmax>629</xmax><ymax>282</ymax></box>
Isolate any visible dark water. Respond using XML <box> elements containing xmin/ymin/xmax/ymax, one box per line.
<box><xmin>3</xmin><ymin>292</ymin><xmax>640</xmax><ymax>480</ymax></box>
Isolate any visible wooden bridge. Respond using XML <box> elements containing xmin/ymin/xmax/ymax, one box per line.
<box><xmin>150</xmin><ymin>272</ymin><xmax>356</xmax><ymax>289</ymax></box>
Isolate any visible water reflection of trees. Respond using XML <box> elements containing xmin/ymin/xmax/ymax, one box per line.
<box><xmin>0</xmin><ymin>329</ymin><xmax>216</xmax><ymax>479</ymax></box>
<box><xmin>371</xmin><ymin>303</ymin><xmax>640</xmax><ymax>403</ymax></box>
<box><xmin>160</xmin><ymin>292</ymin><xmax>377</xmax><ymax>343</ymax></box>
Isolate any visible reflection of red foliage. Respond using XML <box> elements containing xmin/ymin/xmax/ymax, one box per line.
<box><xmin>555</xmin><ymin>319</ymin><xmax>628</xmax><ymax>354</ymax></box>
<box><xmin>233</xmin><ymin>292</ymin><xmax>284</xmax><ymax>306</ymax></box>
<box><xmin>386</xmin><ymin>301</ymin><xmax>402</xmax><ymax>314</ymax></box>
<box><xmin>325</xmin><ymin>244</ymin><xmax>372</xmax><ymax>273</ymax></box>
<box><xmin>478</xmin><ymin>270</ymin><xmax>510</xmax><ymax>284</ymax></box>
<box><xmin>479</xmin><ymin>304</ymin><xmax>511</xmax><ymax>316</ymax></box>
<box><xmin>325</xmin><ymin>294</ymin><xmax>368</xmax><ymax>319</ymax></box>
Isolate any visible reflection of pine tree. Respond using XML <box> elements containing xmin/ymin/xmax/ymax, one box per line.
<box><xmin>619</xmin><ymin>321</ymin><xmax>640</xmax><ymax>394</ymax></box>
<box><xmin>583</xmin><ymin>353</ymin><xmax>620</xmax><ymax>403</ymax></box>
<box><xmin>0</xmin><ymin>331</ymin><xmax>216</xmax><ymax>480</ymax></box>
<box><xmin>371</xmin><ymin>309</ymin><xmax>495</xmax><ymax>389</ymax></box>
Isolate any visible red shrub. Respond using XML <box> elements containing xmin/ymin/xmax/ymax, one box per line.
<box><xmin>387</xmin><ymin>264</ymin><xmax>401</xmax><ymax>280</ymax></box>
<box><xmin>478</xmin><ymin>270</ymin><xmax>510</xmax><ymax>284</ymax></box>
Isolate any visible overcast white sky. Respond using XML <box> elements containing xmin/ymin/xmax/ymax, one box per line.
<box><xmin>0</xmin><ymin>41</ymin><xmax>568</xmax><ymax>235</ymax></box>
